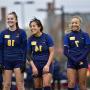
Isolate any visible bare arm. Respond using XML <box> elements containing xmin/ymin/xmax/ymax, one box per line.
<box><xmin>46</xmin><ymin>46</ymin><xmax>54</xmax><ymax>66</ymax></box>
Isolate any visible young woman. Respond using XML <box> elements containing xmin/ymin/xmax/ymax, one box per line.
<box><xmin>0</xmin><ymin>12</ymin><xmax>27</xmax><ymax>90</ymax></box>
<box><xmin>64</xmin><ymin>16</ymin><xmax>90</xmax><ymax>90</ymax></box>
<box><xmin>27</xmin><ymin>18</ymin><xmax>54</xmax><ymax>90</ymax></box>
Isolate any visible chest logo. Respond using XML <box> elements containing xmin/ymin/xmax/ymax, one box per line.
<box><xmin>31</xmin><ymin>41</ymin><xmax>36</xmax><ymax>45</ymax></box>
<box><xmin>4</xmin><ymin>35</ymin><xmax>10</xmax><ymax>38</ymax></box>
<box><xmin>16</xmin><ymin>34</ymin><xmax>19</xmax><ymax>37</ymax></box>
<box><xmin>69</xmin><ymin>36</ymin><xmax>75</xmax><ymax>40</ymax></box>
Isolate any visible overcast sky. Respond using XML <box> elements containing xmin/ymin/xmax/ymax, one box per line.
<box><xmin>0</xmin><ymin>0</ymin><xmax>90</xmax><ymax>28</ymax></box>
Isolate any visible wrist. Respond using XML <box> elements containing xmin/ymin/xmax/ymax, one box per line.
<box><xmin>46</xmin><ymin>63</ymin><xmax>50</xmax><ymax>66</ymax></box>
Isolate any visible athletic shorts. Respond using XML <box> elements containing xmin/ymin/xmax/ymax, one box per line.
<box><xmin>4</xmin><ymin>60</ymin><xmax>25</xmax><ymax>70</ymax></box>
<box><xmin>67</xmin><ymin>59</ymin><xmax>88</xmax><ymax>70</ymax></box>
<box><xmin>32</xmin><ymin>62</ymin><xmax>53</xmax><ymax>78</ymax></box>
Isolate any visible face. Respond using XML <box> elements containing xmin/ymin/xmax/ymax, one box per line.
<box><xmin>30</xmin><ymin>22</ymin><xmax>41</xmax><ymax>35</ymax></box>
<box><xmin>70</xmin><ymin>17</ymin><xmax>81</xmax><ymax>31</ymax></box>
<box><xmin>6</xmin><ymin>14</ymin><xmax>17</xmax><ymax>28</ymax></box>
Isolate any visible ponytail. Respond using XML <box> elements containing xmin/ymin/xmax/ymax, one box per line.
<box><xmin>8</xmin><ymin>11</ymin><xmax>19</xmax><ymax>29</ymax></box>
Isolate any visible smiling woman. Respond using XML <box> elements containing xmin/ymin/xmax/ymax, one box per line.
<box><xmin>0</xmin><ymin>11</ymin><xmax>27</xmax><ymax>90</ymax></box>
<box><xmin>6</xmin><ymin>12</ymin><xmax>19</xmax><ymax>29</ymax></box>
<box><xmin>27</xmin><ymin>18</ymin><xmax>54</xmax><ymax>90</ymax></box>
<box><xmin>64</xmin><ymin>16</ymin><xmax>90</xmax><ymax>90</ymax></box>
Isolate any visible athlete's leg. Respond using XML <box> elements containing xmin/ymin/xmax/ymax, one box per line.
<box><xmin>43</xmin><ymin>73</ymin><xmax>52</xmax><ymax>90</ymax></box>
<box><xmin>33</xmin><ymin>77</ymin><xmax>42</xmax><ymax>90</ymax></box>
<box><xmin>3</xmin><ymin>70</ymin><xmax>12</xmax><ymax>90</ymax></box>
<box><xmin>78</xmin><ymin>68</ymin><xmax>87</xmax><ymax>90</ymax></box>
<box><xmin>67</xmin><ymin>68</ymin><xmax>77</xmax><ymax>90</ymax></box>
<box><xmin>14</xmin><ymin>68</ymin><xmax>25</xmax><ymax>90</ymax></box>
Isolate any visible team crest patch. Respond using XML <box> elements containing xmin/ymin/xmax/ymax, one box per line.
<box><xmin>31</xmin><ymin>41</ymin><xmax>36</xmax><ymax>45</ymax></box>
<box><xmin>16</xmin><ymin>34</ymin><xmax>19</xmax><ymax>37</ymax></box>
<box><xmin>4</xmin><ymin>35</ymin><xmax>10</xmax><ymax>38</ymax></box>
<box><xmin>69</xmin><ymin>36</ymin><xmax>75</xmax><ymax>40</ymax></box>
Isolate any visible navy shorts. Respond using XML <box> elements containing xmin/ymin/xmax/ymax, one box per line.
<box><xmin>4</xmin><ymin>60</ymin><xmax>25</xmax><ymax>70</ymax></box>
<box><xmin>32</xmin><ymin>62</ymin><xmax>53</xmax><ymax>78</ymax></box>
<box><xmin>67</xmin><ymin>59</ymin><xmax>88</xmax><ymax>70</ymax></box>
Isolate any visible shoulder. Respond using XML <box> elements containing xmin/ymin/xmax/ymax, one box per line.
<box><xmin>43</xmin><ymin>33</ymin><xmax>50</xmax><ymax>37</ymax></box>
<box><xmin>64</xmin><ymin>32</ymin><xmax>72</xmax><ymax>37</ymax></box>
<box><xmin>0</xmin><ymin>28</ymin><xmax>9</xmax><ymax>35</ymax></box>
<box><xmin>28</xmin><ymin>35</ymin><xmax>34</xmax><ymax>41</ymax></box>
<box><xmin>18</xmin><ymin>28</ymin><xmax>26</xmax><ymax>34</ymax></box>
<box><xmin>18</xmin><ymin>28</ymin><xmax>27</xmax><ymax>37</ymax></box>
<box><xmin>43</xmin><ymin>33</ymin><xmax>54</xmax><ymax>45</ymax></box>
<box><xmin>81</xmin><ymin>30</ymin><xmax>89</xmax><ymax>36</ymax></box>
<box><xmin>43</xmin><ymin>33</ymin><xmax>53</xmax><ymax>39</ymax></box>
<box><xmin>82</xmin><ymin>31</ymin><xmax>88</xmax><ymax>35</ymax></box>
<box><xmin>29</xmin><ymin>35</ymin><xmax>34</xmax><ymax>39</ymax></box>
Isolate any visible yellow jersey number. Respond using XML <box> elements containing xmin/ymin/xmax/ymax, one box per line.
<box><xmin>7</xmin><ymin>40</ymin><xmax>15</xmax><ymax>46</ymax></box>
<box><xmin>35</xmin><ymin>45</ymin><xmax>42</xmax><ymax>52</ymax></box>
<box><xmin>75</xmin><ymin>40</ymin><xmax>79</xmax><ymax>47</ymax></box>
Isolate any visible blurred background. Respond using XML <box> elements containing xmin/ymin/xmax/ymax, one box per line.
<box><xmin>0</xmin><ymin>0</ymin><xmax>90</xmax><ymax>90</ymax></box>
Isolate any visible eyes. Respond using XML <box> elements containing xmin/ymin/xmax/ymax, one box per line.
<box><xmin>30</xmin><ymin>24</ymin><xmax>36</xmax><ymax>28</ymax></box>
<box><xmin>7</xmin><ymin>18</ymin><xmax>15</xmax><ymax>21</ymax></box>
<box><xmin>7</xmin><ymin>14</ymin><xmax>16</xmax><ymax>21</ymax></box>
<box><xmin>71</xmin><ymin>22</ymin><xmax>78</xmax><ymax>25</ymax></box>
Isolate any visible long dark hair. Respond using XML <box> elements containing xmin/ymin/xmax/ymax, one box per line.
<box><xmin>29</xmin><ymin>18</ymin><xmax>43</xmax><ymax>32</ymax></box>
<box><xmin>8</xmin><ymin>12</ymin><xmax>19</xmax><ymax>29</ymax></box>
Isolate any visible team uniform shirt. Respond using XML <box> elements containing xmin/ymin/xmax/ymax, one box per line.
<box><xmin>0</xmin><ymin>28</ymin><xmax>27</xmax><ymax>63</ymax></box>
<box><xmin>64</xmin><ymin>30</ymin><xmax>90</xmax><ymax>63</ymax></box>
<box><xmin>0</xmin><ymin>33</ymin><xmax>3</xmax><ymax>64</ymax></box>
<box><xmin>27</xmin><ymin>33</ymin><xmax>54</xmax><ymax>67</ymax></box>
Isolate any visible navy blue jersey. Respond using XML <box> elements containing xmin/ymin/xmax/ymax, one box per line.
<box><xmin>0</xmin><ymin>33</ymin><xmax>3</xmax><ymax>64</ymax></box>
<box><xmin>0</xmin><ymin>28</ymin><xmax>27</xmax><ymax>62</ymax></box>
<box><xmin>64</xmin><ymin>30</ymin><xmax>90</xmax><ymax>62</ymax></box>
<box><xmin>0</xmin><ymin>74</ymin><xmax>3</xmax><ymax>84</ymax></box>
<box><xmin>27</xmin><ymin>33</ymin><xmax>54</xmax><ymax>65</ymax></box>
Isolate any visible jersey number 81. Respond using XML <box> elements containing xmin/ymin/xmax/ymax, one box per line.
<box><xmin>7</xmin><ymin>40</ymin><xmax>15</xmax><ymax>46</ymax></box>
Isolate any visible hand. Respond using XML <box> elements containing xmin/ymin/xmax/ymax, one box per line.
<box><xmin>26</xmin><ymin>60</ymin><xmax>30</xmax><ymax>65</ymax></box>
<box><xmin>43</xmin><ymin>64</ymin><xmax>49</xmax><ymax>74</ymax></box>
<box><xmin>32</xmin><ymin>66</ymin><xmax>38</xmax><ymax>76</ymax></box>
<box><xmin>20</xmin><ymin>63</ymin><xmax>26</xmax><ymax>73</ymax></box>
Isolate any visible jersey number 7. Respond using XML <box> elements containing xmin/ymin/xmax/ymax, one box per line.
<box><xmin>75</xmin><ymin>40</ymin><xmax>79</xmax><ymax>47</ymax></box>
